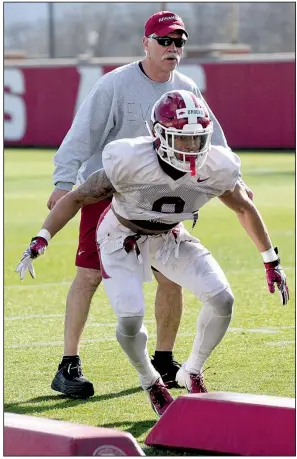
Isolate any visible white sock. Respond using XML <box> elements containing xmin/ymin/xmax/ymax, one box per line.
<box><xmin>134</xmin><ymin>352</ymin><xmax>160</xmax><ymax>389</ymax></box>
<box><xmin>185</xmin><ymin>289</ymin><xmax>234</xmax><ymax>373</ymax></box>
<box><xmin>116</xmin><ymin>323</ymin><xmax>159</xmax><ymax>389</ymax></box>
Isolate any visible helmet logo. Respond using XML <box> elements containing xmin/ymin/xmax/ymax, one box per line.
<box><xmin>176</xmin><ymin>108</ymin><xmax>205</xmax><ymax>120</ymax></box>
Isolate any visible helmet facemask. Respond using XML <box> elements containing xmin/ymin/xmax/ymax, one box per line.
<box><xmin>153</xmin><ymin>121</ymin><xmax>213</xmax><ymax>176</ymax></box>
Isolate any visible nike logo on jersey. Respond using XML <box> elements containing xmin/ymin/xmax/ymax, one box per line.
<box><xmin>78</xmin><ymin>250</ymin><xmax>85</xmax><ymax>256</ymax></box>
<box><xmin>197</xmin><ymin>177</ymin><xmax>209</xmax><ymax>183</ymax></box>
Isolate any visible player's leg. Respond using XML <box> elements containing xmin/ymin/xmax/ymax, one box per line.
<box><xmin>180</xmin><ymin>287</ymin><xmax>234</xmax><ymax>389</ymax></box>
<box><xmin>151</xmin><ymin>231</ymin><xmax>234</xmax><ymax>392</ymax></box>
<box><xmin>51</xmin><ymin>200</ymin><xmax>110</xmax><ymax>398</ymax></box>
<box><xmin>98</xmin><ymin>211</ymin><xmax>173</xmax><ymax>415</ymax></box>
<box><xmin>151</xmin><ymin>268</ymin><xmax>183</xmax><ymax>388</ymax></box>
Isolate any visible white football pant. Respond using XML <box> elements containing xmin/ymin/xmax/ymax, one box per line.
<box><xmin>97</xmin><ymin>209</ymin><xmax>233</xmax><ymax>383</ymax></box>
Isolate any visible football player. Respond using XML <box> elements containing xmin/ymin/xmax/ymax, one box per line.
<box><xmin>16</xmin><ymin>90</ymin><xmax>288</xmax><ymax>416</ymax></box>
<box><xmin>47</xmin><ymin>10</ymin><xmax>248</xmax><ymax>397</ymax></box>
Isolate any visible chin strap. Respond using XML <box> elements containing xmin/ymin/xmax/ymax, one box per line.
<box><xmin>189</xmin><ymin>156</ymin><xmax>196</xmax><ymax>176</ymax></box>
<box><xmin>191</xmin><ymin>211</ymin><xmax>199</xmax><ymax>231</ymax></box>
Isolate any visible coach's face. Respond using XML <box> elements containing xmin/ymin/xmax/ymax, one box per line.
<box><xmin>143</xmin><ymin>31</ymin><xmax>186</xmax><ymax>73</ymax></box>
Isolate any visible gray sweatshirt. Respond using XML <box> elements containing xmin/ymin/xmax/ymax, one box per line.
<box><xmin>53</xmin><ymin>61</ymin><xmax>228</xmax><ymax>190</ymax></box>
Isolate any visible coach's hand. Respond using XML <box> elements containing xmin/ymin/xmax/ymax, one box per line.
<box><xmin>47</xmin><ymin>189</ymin><xmax>70</xmax><ymax>210</ymax></box>
<box><xmin>16</xmin><ymin>237</ymin><xmax>48</xmax><ymax>280</ymax></box>
<box><xmin>264</xmin><ymin>248</ymin><xmax>289</xmax><ymax>305</ymax></box>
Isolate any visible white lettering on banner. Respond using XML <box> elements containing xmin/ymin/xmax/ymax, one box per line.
<box><xmin>178</xmin><ymin>65</ymin><xmax>206</xmax><ymax>94</ymax></box>
<box><xmin>75</xmin><ymin>66</ymin><xmax>103</xmax><ymax>114</ymax></box>
<box><xmin>4</xmin><ymin>69</ymin><xmax>26</xmax><ymax>141</ymax></box>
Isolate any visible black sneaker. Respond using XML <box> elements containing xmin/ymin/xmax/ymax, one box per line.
<box><xmin>51</xmin><ymin>357</ymin><xmax>94</xmax><ymax>398</ymax></box>
<box><xmin>151</xmin><ymin>354</ymin><xmax>182</xmax><ymax>389</ymax></box>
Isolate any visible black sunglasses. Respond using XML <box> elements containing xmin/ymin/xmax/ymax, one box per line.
<box><xmin>150</xmin><ymin>36</ymin><xmax>186</xmax><ymax>48</ymax></box>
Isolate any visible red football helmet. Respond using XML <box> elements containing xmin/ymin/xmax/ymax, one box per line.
<box><xmin>150</xmin><ymin>90</ymin><xmax>213</xmax><ymax>176</ymax></box>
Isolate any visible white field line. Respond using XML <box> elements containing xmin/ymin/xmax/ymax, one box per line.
<box><xmin>5</xmin><ymin>338</ymin><xmax>114</xmax><ymax>349</ymax></box>
<box><xmin>4</xmin><ymin>312</ymin><xmax>295</xmax><ymax>333</ymax></box>
<box><xmin>4</xmin><ymin>315</ymin><xmax>155</xmax><ymax>325</ymax></box>
<box><xmin>5</xmin><ymin>281</ymin><xmax>72</xmax><ymax>290</ymax></box>
<box><xmin>5</xmin><ymin>327</ymin><xmax>294</xmax><ymax>350</ymax></box>
<box><xmin>5</xmin><ymin>241</ymin><xmax>77</xmax><ymax>248</ymax></box>
<box><xmin>228</xmin><ymin>327</ymin><xmax>282</xmax><ymax>334</ymax></box>
<box><xmin>266</xmin><ymin>341</ymin><xmax>295</xmax><ymax>346</ymax></box>
<box><xmin>5</xmin><ymin>314</ymin><xmax>65</xmax><ymax>321</ymax></box>
<box><xmin>4</xmin><ymin>265</ymin><xmax>296</xmax><ymax>290</ymax></box>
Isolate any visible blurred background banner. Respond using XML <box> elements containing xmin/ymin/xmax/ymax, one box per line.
<box><xmin>4</xmin><ymin>2</ymin><xmax>296</xmax><ymax>149</ymax></box>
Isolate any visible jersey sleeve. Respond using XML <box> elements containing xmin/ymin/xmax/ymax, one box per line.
<box><xmin>210</xmin><ymin>146</ymin><xmax>241</xmax><ymax>194</ymax></box>
<box><xmin>102</xmin><ymin>140</ymin><xmax>135</xmax><ymax>189</ymax></box>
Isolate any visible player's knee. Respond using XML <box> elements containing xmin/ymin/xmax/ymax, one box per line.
<box><xmin>116</xmin><ymin>316</ymin><xmax>144</xmax><ymax>337</ymax></box>
<box><xmin>114</xmin><ymin>291</ymin><xmax>144</xmax><ymax>317</ymax></box>
<box><xmin>76</xmin><ymin>267</ymin><xmax>102</xmax><ymax>290</ymax></box>
<box><xmin>208</xmin><ymin>288</ymin><xmax>234</xmax><ymax>317</ymax></box>
<box><xmin>116</xmin><ymin>320</ymin><xmax>148</xmax><ymax>365</ymax></box>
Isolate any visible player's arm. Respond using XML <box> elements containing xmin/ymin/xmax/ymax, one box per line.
<box><xmin>16</xmin><ymin>169</ymin><xmax>115</xmax><ymax>280</ymax></box>
<box><xmin>44</xmin><ymin>169</ymin><xmax>114</xmax><ymax>237</ymax></box>
<box><xmin>219</xmin><ymin>182</ymin><xmax>289</xmax><ymax>304</ymax></box>
<box><xmin>219</xmin><ymin>182</ymin><xmax>270</xmax><ymax>251</ymax></box>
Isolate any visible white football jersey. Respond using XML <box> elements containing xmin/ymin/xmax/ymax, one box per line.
<box><xmin>102</xmin><ymin>136</ymin><xmax>241</xmax><ymax>226</ymax></box>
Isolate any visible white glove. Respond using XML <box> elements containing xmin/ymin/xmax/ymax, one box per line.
<box><xmin>16</xmin><ymin>237</ymin><xmax>48</xmax><ymax>280</ymax></box>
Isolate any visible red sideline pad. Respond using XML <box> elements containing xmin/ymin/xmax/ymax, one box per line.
<box><xmin>4</xmin><ymin>413</ymin><xmax>145</xmax><ymax>456</ymax></box>
<box><xmin>145</xmin><ymin>392</ymin><xmax>295</xmax><ymax>456</ymax></box>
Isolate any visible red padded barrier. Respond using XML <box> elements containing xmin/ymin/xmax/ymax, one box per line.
<box><xmin>4</xmin><ymin>412</ymin><xmax>145</xmax><ymax>456</ymax></box>
<box><xmin>4</xmin><ymin>60</ymin><xmax>295</xmax><ymax>149</ymax></box>
<box><xmin>145</xmin><ymin>392</ymin><xmax>295</xmax><ymax>456</ymax></box>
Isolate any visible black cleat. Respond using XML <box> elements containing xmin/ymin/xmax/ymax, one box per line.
<box><xmin>151</xmin><ymin>354</ymin><xmax>182</xmax><ymax>389</ymax></box>
<box><xmin>51</xmin><ymin>357</ymin><xmax>94</xmax><ymax>398</ymax></box>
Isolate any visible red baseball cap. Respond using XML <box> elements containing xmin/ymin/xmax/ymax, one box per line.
<box><xmin>145</xmin><ymin>11</ymin><xmax>188</xmax><ymax>38</ymax></box>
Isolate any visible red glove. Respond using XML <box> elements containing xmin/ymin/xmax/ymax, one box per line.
<box><xmin>264</xmin><ymin>248</ymin><xmax>289</xmax><ymax>305</ymax></box>
<box><xmin>16</xmin><ymin>237</ymin><xmax>48</xmax><ymax>280</ymax></box>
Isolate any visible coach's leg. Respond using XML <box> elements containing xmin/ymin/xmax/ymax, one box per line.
<box><xmin>51</xmin><ymin>201</ymin><xmax>109</xmax><ymax>398</ymax></box>
<box><xmin>151</xmin><ymin>269</ymin><xmax>183</xmax><ymax>388</ymax></box>
<box><xmin>64</xmin><ymin>267</ymin><xmax>102</xmax><ymax>355</ymax></box>
<box><xmin>153</xmin><ymin>270</ymin><xmax>183</xmax><ymax>351</ymax></box>
<box><xmin>51</xmin><ymin>267</ymin><xmax>100</xmax><ymax>398</ymax></box>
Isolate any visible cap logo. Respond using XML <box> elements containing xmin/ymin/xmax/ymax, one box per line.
<box><xmin>159</xmin><ymin>15</ymin><xmax>178</xmax><ymax>22</ymax></box>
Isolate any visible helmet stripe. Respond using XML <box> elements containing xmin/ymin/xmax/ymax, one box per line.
<box><xmin>176</xmin><ymin>90</ymin><xmax>203</xmax><ymax>124</ymax></box>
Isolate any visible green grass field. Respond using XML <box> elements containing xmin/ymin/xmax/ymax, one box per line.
<box><xmin>4</xmin><ymin>149</ymin><xmax>295</xmax><ymax>455</ymax></box>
